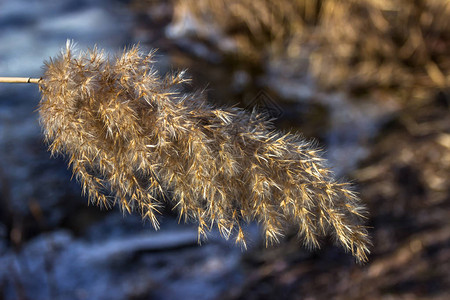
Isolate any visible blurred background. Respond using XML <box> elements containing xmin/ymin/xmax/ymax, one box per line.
<box><xmin>0</xmin><ymin>0</ymin><xmax>449</xmax><ymax>299</ymax></box>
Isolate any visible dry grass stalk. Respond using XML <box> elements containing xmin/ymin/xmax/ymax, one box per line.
<box><xmin>37</xmin><ymin>43</ymin><xmax>370</xmax><ymax>262</ymax></box>
<box><xmin>0</xmin><ymin>77</ymin><xmax>41</xmax><ymax>83</ymax></box>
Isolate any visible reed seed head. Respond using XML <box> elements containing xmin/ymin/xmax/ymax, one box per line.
<box><xmin>38</xmin><ymin>42</ymin><xmax>371</xmax><ymax>262</ymax></box>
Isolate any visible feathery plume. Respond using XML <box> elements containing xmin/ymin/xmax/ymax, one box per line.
<box><xmin>35</xmin><ymin>43</ymin><xmax>370</xmax><ymax>262</ymax></box>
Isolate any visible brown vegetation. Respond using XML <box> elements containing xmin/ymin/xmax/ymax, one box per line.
<box><xmin>174</xmin><ymin>0</ymin><xmax>450</xmax><ymax>103</ymax></box>
<box><xmin>37</xmin><ymin>43</ymin><xmax>370</xmax><ymax>262</ymax></box>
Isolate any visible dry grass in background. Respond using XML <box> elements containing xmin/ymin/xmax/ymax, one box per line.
<box><xmin>312</xmin><ymin>0</ymin><xmax>450</xmax><ymax>104</ymax></box>
<box><xmin>174</xmin><ymin>0</ymin><xmax>450</xmax><ymax>104</ymax></box>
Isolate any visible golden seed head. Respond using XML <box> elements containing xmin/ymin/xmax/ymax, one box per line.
<box><xmin>38</xmin><ymin>43</ymin><xmax>371</xmax><ymax>262</ymax></box>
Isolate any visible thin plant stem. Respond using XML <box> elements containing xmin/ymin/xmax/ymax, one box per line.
<box><xmin>0</xmin><ymin>77</ymin><xmax>41</xmax><ymax>84</ymax></box>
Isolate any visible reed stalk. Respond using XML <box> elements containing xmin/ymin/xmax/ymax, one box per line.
<box><xmin>0</xmin><ymin>77</ymin><xmax>41</xmax><ymax>84</ymax></box>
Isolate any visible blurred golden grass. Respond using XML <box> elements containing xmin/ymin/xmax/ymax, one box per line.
<box><xmin>38</xmin><ymin>43</ymin><xmax>370</xmax><ymax>262</ymax></box>
<box><xmin>174</xmin><ymin>0</ymin><xmax>450</xmax><ymax>103</ymax></box>
<box><xmin>172</xmin><ymin>0</ymin><xmax>322</xmax><ymax>60</ymax></box>
<box><xmin>312</xmin><ymin>0</ymin><xmax>450</xmax><ymax>103</ymax></box>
